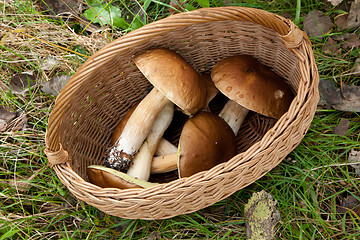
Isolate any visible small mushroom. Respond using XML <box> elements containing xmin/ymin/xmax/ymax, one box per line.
<box><xmin>106</xmin><ymin>49</ymin><xmax>207</xmax><ymax>171</ymax></box>
<box><xmin>151</xmin><ymin>111</ymin><xmax>237</xmax><ymax>178</ymax></box>
<box><xmin>211</xmin><ymin>55</ymin><xmax>294</xmax><ymax>124</ymax></box>
<box><xmin>87</xmin><ymin>165</ymin><xmax>158</xmax><ymax>189</ymax></box>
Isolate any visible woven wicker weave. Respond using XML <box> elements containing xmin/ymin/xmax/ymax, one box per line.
<box><xmin>45</xmin><ymin>7</ymin><xmax>319</xmax><ymax>220</ymax></box>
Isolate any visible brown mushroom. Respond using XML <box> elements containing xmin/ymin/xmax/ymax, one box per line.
<box><xmin>211</xmin><ymin>55</ymin><xmax>294</xmax><ymax>122</ymax></box>
<box><xmin>106</xmin><ymin>49</ymin><xmax>207</xmax><ymax>171</ymax></box>
<box><xmin>87</xmin><ymin>165</ymin><xmax>158</xmax><ymax>189</ymax></box>
<box><xmin>151</xmin><ymin>111</ymin><xmax>237</xmax><ymax>178</ymax></box>
<box><xmin>150</xmin><ymin>56</ymin><xmax>294</xmax><ymax>175</ymax></box>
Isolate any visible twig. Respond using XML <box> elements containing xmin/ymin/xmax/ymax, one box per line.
<box><xmin>308</xmin><ymin>162</ymin><xmax>360</xmax><ymax>171</ymax></box>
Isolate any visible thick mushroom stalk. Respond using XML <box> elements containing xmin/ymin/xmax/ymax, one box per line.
<box><xmin>155</xmin><ymin>139</ymin><xmax>178</xmax><ymax>156</ymax></box>
<box><xmin>106</xmin><ymin>88</ymin><xmax>169</xmax><ymax>170</ymax></box>
<box><xmin>105</xmin><ymin>48</ymin><xmax>207</xmax><ymax>171</ymax></box>
<box><xmin>218</xmin><ymin>100</ymin><xmax>249</xmax><ymax>135</ymax></box>
<box><xmin>127</xmin><ymin>102</ymin><xmax>174</xmax><ymax>181</ymax></box>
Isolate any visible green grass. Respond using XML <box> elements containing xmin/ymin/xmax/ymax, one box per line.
<box><xmin>1</xmin><ymin>0</ymin><xmax>360</xmax><ymax>239</ymax></box>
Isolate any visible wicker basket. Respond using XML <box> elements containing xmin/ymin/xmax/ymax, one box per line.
<box><xmin>45</xmin><ymin>7</ymin><xmax>319</xmax><ymax>220</ymax></box>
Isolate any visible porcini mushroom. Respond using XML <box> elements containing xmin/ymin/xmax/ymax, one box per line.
<box><xmin>106</xmin><ymin>48</ymin><xmax>207</xmax><ymax>171</ymax></box>
<box><xmin>150</xmin><ymin>56</ymin><xmax>294</xmax><ymax>175</ymax></box>
<box><xmin>87</xmin><ymin>165</ymin><xmax>158</xmax><ymax>189</ymax></box>
<box><xmin>151</xmin><ymin>111</ymin><xmax>237</xmax><ymax>178</ymax></box>
<box><xmin>211</xmin><ymin>55</ymin><xmax>294</xmax><ymax>122</ymax></box>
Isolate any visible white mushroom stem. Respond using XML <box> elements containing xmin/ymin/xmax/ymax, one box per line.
<box><xmin>151</xmin><ymin>152</ymin><xmax>178</xmax><ymax>174</ymax></box>
<box><xmin>155</xmin><ymin>139</ymin><xmax>178</xmax><ymax>156</ymax></box>
<box><xmin>219</xmin><ymin>100</ymin><xmax>249</xmax><ymax>135</ymax></box>
<box><xmin>106</xmin><ymin>88</ymin><xmax>170</xmax><ymax>170</ymax></box>
<box><xmin>127</xmin><ymin>102</ymin><xmax>174</xmax><ymax>181</ymax></box>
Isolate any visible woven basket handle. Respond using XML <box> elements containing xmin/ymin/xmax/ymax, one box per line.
<box><xmin>44</xmin><ymin>143</ymin><xmax>70</xmax><ymax>168</ymax></box>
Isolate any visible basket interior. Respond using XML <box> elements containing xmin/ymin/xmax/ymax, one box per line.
<box><xmin>58</xmin><ymin>20</ymin><xmax>301</xmax><ymax>180</ymax></box>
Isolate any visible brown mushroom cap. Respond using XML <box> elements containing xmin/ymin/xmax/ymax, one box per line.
<box><xmin>87</xmin><ymin>165</ymin><xmax>158</xmax><ymax>189</ymax></box>
<box><xmin>211</xmin><ymin>55</ymin><xmax>294</xmax><ymax>119</ymax></box>
<box><xmin>178</xmin><ymin>111</ymin><xmax>238</xmax><ymax>178</ymax></box>
<box><xmin>134</xmin><ymin>48</ymin><xmax>207</xmax><ymax>115</ymax></box>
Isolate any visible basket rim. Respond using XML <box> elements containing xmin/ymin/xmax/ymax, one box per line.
<box><xmin>45</xmin><ymin>6</ymin><xmax>319</xmax><ymax>220</ymax></box>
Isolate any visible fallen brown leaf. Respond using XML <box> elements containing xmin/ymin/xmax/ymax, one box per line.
<box><xmin>341</xmin><ymin>33</ymin><xmax>360</xmax><ymax>49</ymax></box>
<box><xmin>347</xmin><ymin>1</ymin><xmax>360</xmax><ymax>28</ymax></box>
<box><xmin>335</xmin><ymin>14</ymin><xmax>349</xmax><ymax>30</ymax></box>
<box><xmin>9</xmin><ymin>71</ymin><xmax>37</xmax><ymax>95</ymax></box>
<box><xmin>336</xmin><ymin>195</ymin><xmax>360</xmax><ymax>215</ymax></box>
<box><xmin>318</xmin><ymin>79</ymin><xmax>360</xmax><ymax>112</ymax></box>
<box><xmin>303</xmin><ymin>10</ymin><xmax>334</xmax><ymax>38</ymax></box>
<box><xmin>334</xmin><ymin>118</ymin><xmax>350</xmax><ymax>136</ymax></box>
<box><xmin>323</xmin><ymin>37</ymin><xmax>341</xmax><ymax>55</ymax></box>
<box><xmin>40</xmin><ymin>75</ymin><xmax>71</xmax><ymax>96</ymax></box>
<box><xmin>41</xmin><ymin>0</ymin><xmax>82</xmax><ymax>15</ymax></box>
<box><xmin>0</xmin><ymin>106</ymin><xmax>17</xmax><ymax>132</ymax></box>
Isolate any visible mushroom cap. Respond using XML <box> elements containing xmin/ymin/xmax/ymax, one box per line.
<box><xmin>211</xmin><ymin>55</ymin><xmax>294</xmax><ymax>119</ymax></box>
<box><xmin>134</xmin><ymin>48</ymin><xmax>207</xmax><ymax>115</ymax></box>
<box><xmin>87</xmin><ymin>165</ymin><xmax>157</xmax><ymax>189</ymax></box>
<box><xmin>178</xmin><ymin>111</ymin><xmax>238</xmax><ymax>178</ymax></box>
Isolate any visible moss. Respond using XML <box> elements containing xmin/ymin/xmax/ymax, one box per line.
<box><xmin>244</xmin><ymin>190</ymin><xmax>280</xmax><ymax>240</ymax></box>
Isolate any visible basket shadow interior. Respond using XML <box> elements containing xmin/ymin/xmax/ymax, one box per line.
<box><xmin>58</xmin><ymin>20</ymin><xmax>301</xmax><ymax>181</ymax></box>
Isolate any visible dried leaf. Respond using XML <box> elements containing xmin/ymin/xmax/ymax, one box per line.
<box><xmin>323</xmin><ymin>37</ymin><xmax>341</xmax><ymax>55</ymax></box>
<box><xmin>0</xmin><ymin>106</ymin><xmax>17</xmax><ymax>132</ymax></box>
<box><xmin>348</xmin><ymin>149</ymin><xmax>360</xmax><ymax>176</ymax></box>
<box><xmin>9</xmin><ymin>71</ymin><xmax>37</xmax><ymax>95</ymax></box>
<box><xmin>41</xmin><ymin>0</ymin><xmax>82</xmax><ymax>15</ymax></box>
<box><xmin>335</xmin><ymin>14</ymin><xmax>349</xmax><ymax>31</ymax></box>
<box><xmin>336</xmin><ymin>195</ymin><xmax>360</xmax><ymax>215</ymax></box>
<box><xmin>303</xmin><ymin>10</ymin><xmax>334</xmax><ymax>38</ymax></box>
<box><xmin>318</xmin><ymin>79</ymin><xmax>360</xmax><ymax>112</ymax></box>
<box><xmin>334</xmin><ymin>118</ymin><xmax>350</xmax><ymax>136</ymax></box>
<box><xmin>39</xmin><ymin>56</ymin><xmax>58</xmax><ymax>71</ymax></box>
<box><xmin>244</xmin><ymin>190</ymin><xmax>280</xmax><ymax>240</ymax></box>
<box><xmin>7</xmin><ymin>169</ymin><xmax>41</xmax><ymax>192</ymax></box>
<box><xmin>40</xmin><ymin>75</ymin><xmax>71</xmax><ymax>96</ymax></box>
<box><xmin>327</xmin><ymin>0</ymin><xmax>343</xmax><ymax>6</ymax></box>
<box><xmin>352</xmin><ymin>58</ymin><xmax>360</xmax><ymax>77</ymax></box>
<box><xmin>347</xmin><ymin>1</ymin><xmax>360</xmax><ymax>28</ymax></box>
<box><xmin>340</xmin><ymin>33</ymin><xmax>360</xmax><ymax>49</ymax></box>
